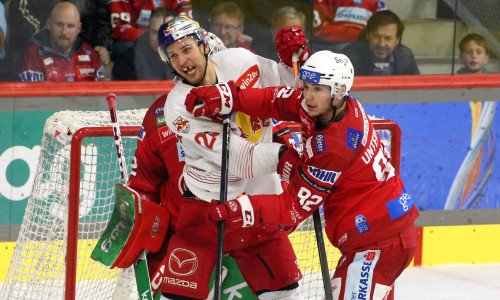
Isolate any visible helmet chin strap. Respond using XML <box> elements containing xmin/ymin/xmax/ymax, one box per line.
<box><xmin>316</xmin><ymin>96</ymin><xmax>347</xmax><ymax>130</ymax></box>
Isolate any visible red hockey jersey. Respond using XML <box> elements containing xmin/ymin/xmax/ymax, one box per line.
<box><xmin>108</xmin><ymin>0</ymin><xmax>192</xmax><ymax>42</ymax></box>
<box><xmin>313</xmin><ymin>0</ymin><xmax>385</xmax><ymax>43</ymax></box>
<box><xmin>18</xmin><ymin>29</ymin><xmax>104</xmax><ymax>82</ymax></box>
<box><xmin>236</xmin><ymin>86</ymin><xmax>418</xmax><ymax>252</ymax></box>
<box><xmin>128</xmin><ymin>95</ymin><xmax>186</xmax><ymax>228</ymax></box>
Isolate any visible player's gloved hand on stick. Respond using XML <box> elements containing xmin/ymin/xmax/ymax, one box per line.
<box><xmin>277</xmin><ymin>146</ymin><xmax>301</xmax><ymax>183</ymax></box>
<box><xmin>209</xmin><ymin>194</ymin><xmax>257</xmax><ymax>230</ymax></box>
<box><xmin>185</xmin><ymin>81</ymin><xmax>240</xmax><ymax>117</ymax></box>
<box><xmin>275</xmin><ymin>25</ymin><xmax>311</xmax><ymax>68</ymax></box>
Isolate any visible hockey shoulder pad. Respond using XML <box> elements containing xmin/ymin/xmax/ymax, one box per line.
<box><xmin>91</xmin><ymin>183</ymin><xmax>169</xmax><ymax>269</ymax></box>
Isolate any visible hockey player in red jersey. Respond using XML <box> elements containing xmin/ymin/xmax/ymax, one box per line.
<box><xmin>185</xmin><ymin>51</ymin><xmax>419</xmax><ymax>300</ymax></box>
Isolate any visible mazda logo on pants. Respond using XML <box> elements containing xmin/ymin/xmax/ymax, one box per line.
<box><xmin>168</xmin><ymin>248</ymin><xmax>199</xmax><ymax>276</ymax></box>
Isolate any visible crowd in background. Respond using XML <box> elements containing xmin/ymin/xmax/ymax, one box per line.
<box><xmin>0</xmin><ymin>0</ymin><xmax>495</xmax><ymax>82</ymax></box>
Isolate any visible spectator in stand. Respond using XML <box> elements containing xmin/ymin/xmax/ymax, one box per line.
<box><xmin>0</xmin><ymin>2</ymin><xmax>8</xmax><ymax>81</ymax></box>
<box><xmin>112</xmin><ymin>8</ymin><xmax>176</xmax><ymax>80</ymax></box>
<box><xmin>267</xmin><ymin>6</ymin><xmax>306</xmax><ymax>63</ymax></box>
<box><xmin>341</xmin><ymin>10</ymin><xmax>420</xmax><ymax>76</ymax></box>
<box><xmin>313</xmin><ymin>0</ymin><xmax>386</xmax><ymax>52</ymax></box>
<box><xmin>457</xmin><ymin>33</ymin><xmax>492</xmax><ymax>74</ymax></box>
<box><xmin>209</xmin><ymin>2</ymin><xmax>255</xmax><ymax>52</ymax></box>
<box><xmin>108</xmin><ymin>0</ymin><xmax>192</xmax><ymax>59</ymax></box>
<box><xmin>17</xmin><ymin>2</ymin><xmax>104</xmax><ymax>82</ymax></box>
<box><xmin>77</xmin><ymin>0</ymin><xmax>114</xmax><ymax>78</ymax></box>
<box><xmin>9</xmin><ymin>0</ymin><xmax>112</xmax><ymax>80</ymax></box>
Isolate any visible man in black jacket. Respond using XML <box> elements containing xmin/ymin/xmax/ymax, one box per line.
<box><xmin>342</xmin><ymin>10</ymin><xmax>420</xmax><ymax>76</ymax></box>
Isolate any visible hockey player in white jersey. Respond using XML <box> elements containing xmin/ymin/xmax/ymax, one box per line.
<box><xmin>157</xmin><ymin>16</ymin><xmax>310</xmax><ymax>300</ymax></box>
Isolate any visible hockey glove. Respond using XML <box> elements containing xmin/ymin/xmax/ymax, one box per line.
<box><xmin>185</xmin><ymin>81</ymin><xmax>240</xmax><ymax>117</ymax></box>
<box><xmin>275</xmin><ymin>25</ymin><xmax>311</xmax><ymax>68</ymax></box>
<box><xmin>277</xmin><ymin>146</ymin><xmax>301</xmax><ymax>183</ymax></box>
<box><xmin>209</xmin><ymin>194</ymin><xmax>257</xmax><ymax>229</ymax></box>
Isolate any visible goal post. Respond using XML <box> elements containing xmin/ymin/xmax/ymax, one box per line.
<box><xmin>0</xmin><ymin>110</ymin><xmax>146</xmax><ymax>300</ymax></box>
<box><xmin>0</xmin><ymin>109</ymin><xmax>400</xmax><ymax>300</ymax></box>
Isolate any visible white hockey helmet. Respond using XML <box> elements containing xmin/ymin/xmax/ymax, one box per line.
<box><xmin>299</xmin><ymin>51</ymin><xmax>354</xmax><ymax>99</ymax></box>
<box><xmin>157</xmin><ymin>16</ymin><xmax>205</xmax><ymax>62</ymax></box>
<box><xmin>204</xmin><ymin>31</ymin><xmax>227</xmax><ymax>56</ymax></box>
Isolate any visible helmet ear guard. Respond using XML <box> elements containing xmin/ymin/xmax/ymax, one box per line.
<box><xmin>299</xmin><ymin>51</ymin><xmax>354</xmax><ymax>100</ymax></box>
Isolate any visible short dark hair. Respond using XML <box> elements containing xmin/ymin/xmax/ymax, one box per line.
<box><xmin>366</xmin><ymin>10</ymin><xmax>405</xmax><ymax>40</ymax></box>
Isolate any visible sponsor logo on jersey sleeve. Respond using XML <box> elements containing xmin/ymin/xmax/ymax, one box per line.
<box><xmin>153</xmin><ymin>105</ymin><xmax>164</xmax><ymax>116</ymax></box>
<box><xmin>176</xmin><ymin>142</ymin><xmax>185</xmax><ymax>162</ymax></box>
<box><xmin>156</xmin><ymin>115</ymin><xmax>166</xmax><ymax>126</ymax></box>
<box><xmin>386</xmin><ymin>188</ymin><xmax>413</xmax><ymax>220</ymax></box>
<box><xmin>298</xmin><ymin>167</ymin><xmax>332</xmax><ymax>194</ymax></box>
<box><xmin>158</xmin><ymin>126</ymin><xmax>174</xmax><ymax>143</ymax></box>
<box><xmin>314</xmin><ymin>133</ymin><xmax>326</xmax><ymax>153</ymax></box>
<box><xmin>346</xmin><ymin>128</ymin><xmax>362</xmax><ymax>151</ymax></box>
<box><xmin>172</xmin><ymin>116</ymin><xmax>190</xmax><ymax>133</ymax></box>
<box><xmin>307</xmin><ymin>166</ymin><xmax>341</xmax><ymax>185</ymax></box>
<box><xmin>355</xmin><ymin>215</ymin><xmax>370</xmax><ymax>234</ymax></box>
<box><xmin>138</xmin><ymin>126</ymin><xmax>146</xmax><ymax>141</ymax></box>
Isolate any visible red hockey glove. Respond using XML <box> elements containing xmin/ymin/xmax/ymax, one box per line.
<box><xmin>275</xmin><ymin>25</ymin><xmax>311</xmax><ymax>68</ymax></box>
<box><xmin>185</xmin><ymin>81</ymin><xmax>240</xmax><ymax>117</ymax></box>
<box><xmin>277</xmin><ymin>146</ymin><xmax>300</xmax><ymax>183</ymax></box>
<box><xmin>209</xmin><ymin>194</ymin><xmax>257</xmax><ymax>230</ymax></box>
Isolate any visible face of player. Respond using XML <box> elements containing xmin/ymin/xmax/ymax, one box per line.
<box><xmin>165</xmin><ymin>37</ymin><xmax>212</xmax><ymax>86</ymax></box>
<box><xmin>302</xmin><ymin>81</ymin><xmax>335</xmax><ymax>122</ymax></box>
<box><xmin>47</xmin><ymin>5</ymin><xmax>82</xmax><ymax>55</ymax></box>
<box><xmin>459</xmin><ymin>40</ymin><xmax>490</xmax><ymax>74</ymax></box>
<box><xmin>366</xmin><ymin>23</ymin><xmax>400</xmax><ymax>61</ymax></box>
<box><xmin>210</xmin><ymin>13</ymin><xmax>243</xmax><ymax>48</ymax></box>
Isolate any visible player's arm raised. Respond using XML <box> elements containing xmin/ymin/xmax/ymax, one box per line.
<box><xmin>185</xmin><ymin>81</ymin><xmax>302</xmax><ymax>122</ymax></box>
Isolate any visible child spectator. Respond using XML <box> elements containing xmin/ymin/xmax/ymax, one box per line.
<box><xmin>457</xmin><ymin>33</ymin><xmax>491</xmax><ymax>74</ymax></box>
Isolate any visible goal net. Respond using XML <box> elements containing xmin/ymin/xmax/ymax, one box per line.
<box><xmin>0</xmin><ymin>110</ymin><xmax>400</xmax><ymax>300</ymax></box>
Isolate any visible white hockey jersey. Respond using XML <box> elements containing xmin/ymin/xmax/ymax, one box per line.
<box><xmin>165</xmin><ymin>47</ymin><xmax>295</xmax><ymax>201</ymax></box>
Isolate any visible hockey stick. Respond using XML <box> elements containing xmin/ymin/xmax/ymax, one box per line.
<box><xmin>214</xmin><ymin>113</ymin><xmax>231</xmax><ymax>300</ymax></box>
<box><xmin>292</xmin><ymin>53</ymin><xmax>334</xmax><ymax>300</ymax></box>
<box><xmin>106</xmin><ymin>93</ymin><xmax>157</xmax><ymax>300</ymax></box>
